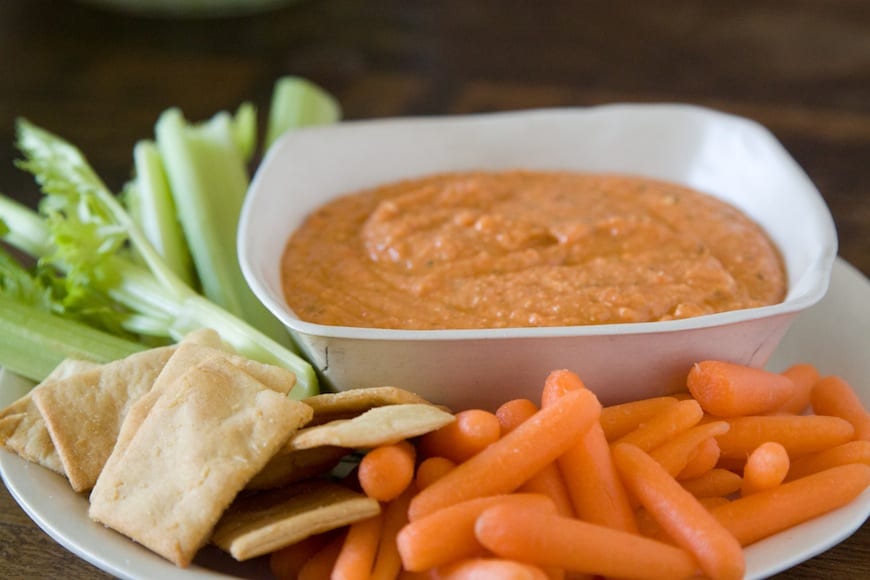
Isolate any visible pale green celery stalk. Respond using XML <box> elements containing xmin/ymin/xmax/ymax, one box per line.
<box><xmin>0</xmin><ymin>293</ymin><xmax>145</xmax><ymax>382</ymax></box>
<box><xmin>11</xmin><ymin>119</ymin><xmax>318</xmax><ymax>398</ymax></box>
<box><xmin>231</xmin><ymin>102</ymin><xmax>258</xmax><ymax>162</ymax></box>
<box><xmin>265</xmin><ymin>76</ymin><xmax>342</xmax><ymax>149</ymax></box>
<box><xmin>154</xmin><ymin>107</ymin><xmax>291</xmax><ymax>347</ymax></box>
<box><xmin>124</xmin><ymin>140</ymin><xmax>195</xmax><ymax>286</ymax></box>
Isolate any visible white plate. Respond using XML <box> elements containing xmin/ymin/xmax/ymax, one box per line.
<box><xmin>2</xmin><ymin>258</ymin><xmax>869</xmax><ymax>579</ymax></box>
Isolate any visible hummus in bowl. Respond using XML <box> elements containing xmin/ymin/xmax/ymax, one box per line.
<box><xmin>239</xmin><ymin>104</ymin><xmax>837</xmax><ymax>410</ymax></box>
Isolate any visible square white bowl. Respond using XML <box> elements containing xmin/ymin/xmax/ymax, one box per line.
<box><xmin>239</xmin><ymin>104</ymin><xmax>837</xmax><ymax>410</ymax></box>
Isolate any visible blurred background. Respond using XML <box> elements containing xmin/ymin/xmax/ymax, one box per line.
<box><xmin>1</xmin><ymin>1</ymin><xmax>868</xmax><ymax>278</ymax></box>
<box><xmin>0</xmin><ymin>2</ymin><xmax>869</xmax><ymax>578</ymax></box>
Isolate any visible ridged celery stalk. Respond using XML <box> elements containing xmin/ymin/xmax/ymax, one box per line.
<box><xmin>154</xmin><ymin>107</ymin><xmax>291</xmax><ymax>347</ymax></box>
<box><xmin>265</xmin><ymin>76</ymin><xmax>341</xmax><ymax>148</ymax></box>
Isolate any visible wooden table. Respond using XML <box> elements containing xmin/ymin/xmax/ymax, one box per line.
<box><xmin>1</xmin><ymin>1</ymin><xmax>868</xmax><ymax>578</ymax></box>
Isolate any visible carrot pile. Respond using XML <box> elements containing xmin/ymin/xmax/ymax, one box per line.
<box><xmin>269</xmin><ymin>360</ymin><xmax>870</xmax><ymax>580</ymax></box>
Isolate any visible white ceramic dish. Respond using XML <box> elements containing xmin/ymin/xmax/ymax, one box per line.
<box><xmin>239</xmin><ymin>104</ymin><xmax>837</xmax><ymax>410</ymax></box>
<box><xmin>2</xmin><ymin>258</ymin><xmax>867</xmax><ymax>579</ymax></box>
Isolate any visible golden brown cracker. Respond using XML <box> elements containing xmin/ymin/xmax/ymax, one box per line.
<box><xmin>287</xmin><ymin>403</ymin><xmax>454</xmax><ymax>450</ymax></box>
<box><xmin>0</xmin><ymin>358</ymin><xmax>101</xmax><ymax>475</ymax></box>
<box><xmin>88</xmin><ymin>355</ymin><xmax>312</xmax><ymax>567</ymax></box>
<box><xmin>212</xmin><ymin>479</ymin><xmax>381</xmax><ymax>561</ymax></box>
<box><xmin>303</xmin><ymin>386</ymin><xmax>439</xmax><ymax>425</ymax></box>
<box><xmin>33</xmin><ymin>346</ymin><xmax>176</xmax><ymax>492</ymax></box>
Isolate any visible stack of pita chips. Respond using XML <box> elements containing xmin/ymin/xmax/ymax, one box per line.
<box><xmin>0</xmin><ymin>329</ymin><xmax>454</xmax><ymax>569</ymax></box>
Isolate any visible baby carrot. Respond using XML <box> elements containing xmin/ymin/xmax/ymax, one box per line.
<box><xmin>786</xmin><ymin>440</ymin><xmax>870</xmax><ymax>481</ymax></box>
<box><xmin>269</xmin><ymin>533</ymin><xmax>334</xmax><ymax>580</ymax></box>
<box><xmin>679</xmin><ymin>468</ymin><xmax>743</xmax><ymax>498</ymax></box>
<box><xmin>418</xmin><ymin>408</ymin><xmax>502</xmax><ymax>463</ymax></box>
<box><xmin>676</xmin><ymin>437</ymin><xmax>721</xmax><ymax>481</ymax></box>
<box><xmin>496</xmin><ymin>394</ymin><xmax>574</xmax><ymax>517</ymax></box>
<box><xmin>332</xmin><ymin>513</ymin><xmax>384</xmax><ymax>580</ymax></box>
<box><xmin>371</xmin><ymin>485</ymin><xmax>415</xmax><ymax>580</ymax></box>
<box><xmin>518</xmin><ymin>462</ymin><xmax>576</xmax><ymax>518</ymax></box>
<box><xmin>474</xmin><ymin>502</ymin><xmax>699</xmax><ymax>580</ymax></box>
<box><xmin>542</xmin><ymin>369</ymin><xmax>636</xmax><ymax>532</ymax></box>
<box><xmin>775</xmin><ymin>363</ymin><xmax>820</xmax><ymax>414</ymax></box>
<box><xmin>396</xmin><ymin>493</ymin><xmax>556</xmax><ymax>572</ymax></box>
<box><xmin>359</xmin><ymin>440</ymin><xmax>416</xmax><ymax>502</ymax></box>
<box><xmin>495</xmin><ymin>398</ymin><xmax>540</xmax><ymax>433</ymax></box>
<box><xmin>810</xmin><ymin>375</ymin><xmax>870</xmax><ymax>441</ymax></box>
<box><xmin>600</xmin><ymin>396</ymin><xmax>680</xmax><ymax>441</ymax></box>
<box><xmin>408</xmin><ymin>387</ymin><xmax>601</xmax><ymax>521</ymax></box>
<box><xmin>711</xmin><ymin>463</ymin><xmax>870</xmax><ymax>546</ymax></box>
<box><xmin>649</xmin><ymin>420</ymin><xmax>730</xmax><ymax>477</ymax></box>
<box><xmin>715</xmin><ymin>415</ymin><xmax>855</xmax><ymax>460</ymax></box>
<box><xmin>436</xmin><ymin>557</ymin><xmax>550</xmax><ymax>580</ymax></box>
<box><xmin>297</xmin><ymin>532</ymin><xmax>346</xmax><ymax>580</ymax></box>
<box><xmin>414</xmin><ymin>456</ymin><xmax>456</xmax><ymax>491</ymax></box>
<box><xmin>687</xmin><ymin>360</ymin><xmax>796</xmax><ymax>417</ymax></box>
<box><xmin>613</xmin><ymin>399</ymin><xmax>704</xmax><ymax>452</ymax></box>
<box><xmin>611</xmin><ymin>442</ymin><xmax>745</xmax><ymax>580</ymax></box>
<box><xmin>741</xmin><ymin>441</ymin><xmax>790</xmax><ymax>496</ymax></box>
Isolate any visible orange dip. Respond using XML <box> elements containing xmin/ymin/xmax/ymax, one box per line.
<box><xmin>281</xmin><ymin>171</ymin><xmax>786</xmax><ymax>330</ymax></box>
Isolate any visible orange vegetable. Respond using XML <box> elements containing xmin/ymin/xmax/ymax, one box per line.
<box><xmin>495</xmin><ymin>398</ymin><xmax>540</xmax><ymax>433</ymax></box>
<box><xmin>396</xmin><ymin>493</ymin><xmax>556</xmax><ymax>572</ymax></box>
<box><xmin>711</xmin><ymin>463</ymin><xmax>870</xmax><ymax>546</ymax></box>
<box><xmin>269</xmin><ymin>533</ymin><xmax>334</xmax><ymax>580</ymax></box>
<box><xmin>419</xmin><ymin>409</ymin><xmax>502</xmax><ymax>463</ymax></box>
<box><xmin>649</xmin><ymin>420</ymin><xmax>730</xmax><ymax>477</ymax></box>
<box><xmin>679</xmin><ymin>468</ymin><xmax>743</xmax><ymax>498</ymax></box>
<box><xmin>611</xmin><ymin>443</ymin><xmax>744</xmax><ymax>580</ymax></box>
<box><xmin>786</xmin><ymin>440</ymin><xmax>870</xmax><ymax>481</ymax></box>
<box><xmin>676</xmin><ymin>437</ymin><xmax>721</xmax><ymax>481</ymax></box>
<box><xmin>436</xmin><ymin>557</ymin><xmax>550</xmax><ymax>580</ymax></box>
<box><xmin>359</xmin><ymin>440</ymin><xmax>417</xmax><ymax>502</ymax></box>
<box><xmin>408</xmin><ymin>387</ymin><xmax>601</xmax><ymax>521</ymax></box>
<box><xmin>600</xmin><ymin>396</ymin><xmax>680</xmax><ymax>441</ymax></box>
<box><xmin>414</xmin><ymin>456</ymin><xmax>456</xmax><ymax>491</ymax></box>
<box><xmin>775</xmin><ymin>363</ymin><xmax>820</xmax><ymax>414</ymax></box>
<box><xmin>613</xmin><ymin>399</ymin><xmax>704</xmax><ymax>451</ymax></box>
<box><xmin>297</xmin><ymin>532</ymin><xmax>346</xmax><ymax>580</ymax></box>
<box><xmin>715</xmin><ymin>415</ymin><xmax>855</xmax><ymax>460</ymax></box>
<box><xmin>810</xmin><ymin>375</ymin><xmax>870</xmax><ymax>441</ymax></box>
<box><xmin>498</xmin><ymin>396</ymin><xmax>574</xmax><ymax>517</ymax></box>
<box><xmin>332</xmin><ymin>513</ymin><xmax>384</xmax><ymax>580</ymax></box>
<box><xmin>687</xmin><ymin>360</ymin><xmax>796</xmax><ymax>417</ymax></box>
<box><xmin>741</xmin><ymin>441</ymin><xmax>790</xmax><ymax>496</ymax></box>
<box><xmin>474</xmin><ymin>502</ymin><xmax>699</xmax><ymax>580</ymax></box>
<box><xmin>372</xmin><ymin>485</ymin><xmax>415</xmax><ymax>580</ymax></box>
<box><xmin>542</xmin><ymin>369</ymin><xmax>637</xmax><ymax>532</ymax></box>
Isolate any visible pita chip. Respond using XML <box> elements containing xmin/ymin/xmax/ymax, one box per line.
<box><xmin>287</xmin><ymin>403</ymin><xmax>455</xmax><ymax>450</ymax></box>
<box><xmin>33</xmin><ymin>345</ymin><xmax>176</xmax><ymax>491</ymax></box>
<box><xmin>212</xmin><ymin>479</ymin><xmax>380</xmax><ymax>561</ymax></box>
<box><xmin>302</xmin><ymin>386</ymin><xmax>439</xmax><ymax>425</ymax></box>
<box><xmin>88</xmin><ymin>354</ymin><xmax>312</xmax><ymax>567</ymax></box>
<box><xmin>106</xmin><ymin>339</ymin><xmax>298</xmax><ymax>472</ymax></box>
<box><xmin>0</xmin><ymin>358</ymin><xmax>101</xmax><ymax>474</ymax></box>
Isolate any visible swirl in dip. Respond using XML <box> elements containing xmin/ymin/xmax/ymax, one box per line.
<box><xmin>280</xmin><ymin>171</ymin><xmax>786</xmax><ymax>330</ymax></box>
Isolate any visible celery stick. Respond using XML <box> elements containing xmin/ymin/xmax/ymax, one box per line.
<box><xmin>0</xmin><ymin>294</ymin><xmax>145</xmax><ymax>382</ymax></box>
<box><xmin>154</xmin><ymin>108</ymin><xmax>290</xmax><ymax>346</ymax></box>
<box><xmin>9</xmin><ymin>119</ymin><xmax>319</xmax><ymax>397</ymax></box>
<box><xmin>125</xmin><ymin>140</ymin><xmax>195</xmax><ymax>286</ymax></box>
<box><xmin>232</xmin><ymin>102</ymin><xmax>258</xmax><ymax>162</ymax></box>
<box><xmin>265</xmin><ymin>76</ymin><xmax>342</xmax><ymax>148</ymax></box>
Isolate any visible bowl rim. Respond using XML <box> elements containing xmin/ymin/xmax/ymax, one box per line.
<box><xmin>239</xmin><ymin>103</ymin><xmax>839</xmax><ymax>342</ymax></box>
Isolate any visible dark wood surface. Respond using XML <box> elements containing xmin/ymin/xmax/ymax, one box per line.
<box><xmin>1</xmin><ymin>1</ymin><xmax>868</xmax><ymax>578</ymax></box>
